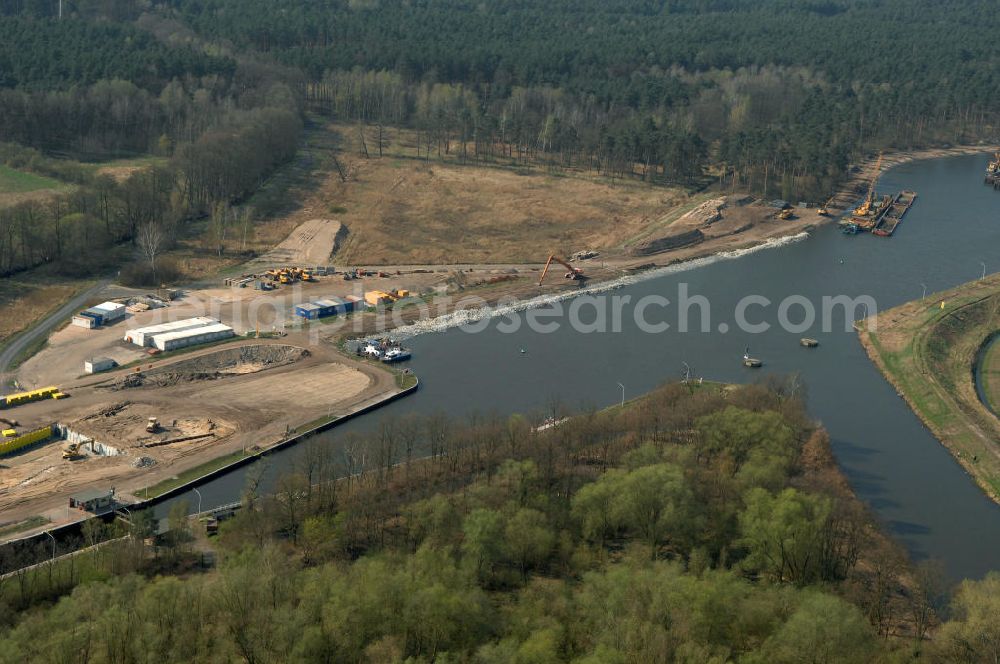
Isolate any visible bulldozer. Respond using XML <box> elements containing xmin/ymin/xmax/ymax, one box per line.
<box><xmin>62</xmin><ymin>442</ymin><xmax>84</xmax><ymax>460</ymax></box>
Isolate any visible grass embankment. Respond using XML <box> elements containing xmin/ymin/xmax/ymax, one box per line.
<box><xmin>980</xmin><ymin>335</ymin><xmax>1000</xmax><ymax>415</ymax></box>
<box><xmin>858</xmin><ymin>273</ymin><xmax>1000</xmax><ymax>500</ymax></box>
<box><xmin>138</xmin><ymin>449</ymin><xmax>252</xmax><ymax>500</ymax></box>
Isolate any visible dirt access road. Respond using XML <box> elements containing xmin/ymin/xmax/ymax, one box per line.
<box><xmin>0</xmin><ymin>278</ymin><xmax>111</xmax><ymax>393</ymax></box>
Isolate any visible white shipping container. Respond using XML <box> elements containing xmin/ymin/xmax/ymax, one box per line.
<box><xmin>84</xmin><ymin>357</ymin><xmax>116</xmax><ymax>374</ymax></box>
<box><xmin>72</xmin><ymin>315</ymin><xmax>96</xmax><ymax>329</ymax></box>
<box><xmin>124</xmin><ymin>317</ymin><xmax>216</xmax><ymax>347</ymax></box>
<box><xmin>153</xmin><ymin>323</ymin><xmax>235</xmax><ymax>351</ymax></box>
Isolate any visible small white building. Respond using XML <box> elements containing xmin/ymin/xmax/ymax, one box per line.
<box><xmin>152</xmin><ymin>323</ymin><xmax>235</xmax><ymax>352</ymax></box>
<box><xmin>84</xmin><ymin>357</ymin><xmax>116</xmax><ymax>374</ymax></box>
<box><xmin>72</xmin><ymin>315</ymin><xmax>96</xmax><ymax>329</ymax></box>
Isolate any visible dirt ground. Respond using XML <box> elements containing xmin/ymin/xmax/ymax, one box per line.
<box><xmin>244</xmin><ymin>218</ymin><xmax>344</xmax><ymax>269</ymax></box>
<box><xmin>244</xmin><ymin>122</ymin><xmax>828</xmax><ymax>274</ymax></box>
<box><xmin>268</xmin><ymin>123</ymin><xmax>695</xmax><ymax>265</ymax></box>
<box><xmin>0</xmin><ymin>337</ymin><xmax>397</xmax><ymax>533</ymax></box>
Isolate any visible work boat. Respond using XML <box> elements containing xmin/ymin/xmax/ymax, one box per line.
<box><xmin>381</xmin><ymin>346</ymin><xmax>412</xmax><ymax>363</ymax></box>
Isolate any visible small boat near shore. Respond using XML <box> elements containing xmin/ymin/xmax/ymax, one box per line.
<box><xmin>742</xmin><ymin>347</ymin><xmax>762</xmax><ymax>368</ymax></box>
<box><xmin>380</xmin><ymin>347</ymin><xmax>412</xmax><ymax>363</ymax></box>
<box><xmin>360</xmin><ymin>339</ymin><xmax>412</xmax><ymax>362</ymax></box>
<box><xmin>800</xmin><ymin>338</ymin><xmax>819</xmax><ymax>347</ymax></box>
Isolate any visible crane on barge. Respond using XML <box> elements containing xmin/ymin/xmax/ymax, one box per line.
<box><xmin>853</xmin><ymin>152</ymin><xmax>883</xmax><ymax>218</ymax></box>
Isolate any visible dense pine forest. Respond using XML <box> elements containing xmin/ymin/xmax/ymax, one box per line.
<box><xmin>1</xmin><ymin>0</ymin><xmax>998</xmax><ymax>278</ymax></box>
<box><xmin>164</xmin><ymin>0</ymin><xmax>999</xmax><ymax>190</ymax></box>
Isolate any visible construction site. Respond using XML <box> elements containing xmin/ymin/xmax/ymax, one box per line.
<box><xmin>0</xmin><ymin>336</ymin><xmax>401</xmax><ymax>533</ymax></box>
<box><xmin>4</xmin><ymin>123</ymin><xmax>915</xmax><ymax>542</ymax></box>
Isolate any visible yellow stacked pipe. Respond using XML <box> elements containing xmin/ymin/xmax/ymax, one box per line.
<box><xmin>0</xmin><ymin>425</ymin><xmax>53</xmax><ymax>457</ymax></box>
<box><xmin>0</xmin><ymin>387</ymin><xmax>60</xmax><ymax>409</ymax></box>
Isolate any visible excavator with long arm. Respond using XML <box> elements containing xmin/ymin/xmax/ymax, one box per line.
<box><xmin>817</xmin><ymin>196</ymin><xmax>835</xmax><ymax>216</ymax></box>
<box><xmin>853</xmin><ymin>152</ymin><xmax>883</xmax><ymax>218</ymax></box>
<box><xmin>538</xmin><ymin>254</ymin><xmax>585</xmax><ymax>286</ymax></box>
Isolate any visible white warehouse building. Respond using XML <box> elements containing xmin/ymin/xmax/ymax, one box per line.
<box><xmin>124</xmin><ymin>317</ymin><xmax>217</xmax><ymax>347</ymax></box>
<box><xmin>152</xmin><ymin>323</ymin><xmax>235</xmax><ymax>352</ymax></box>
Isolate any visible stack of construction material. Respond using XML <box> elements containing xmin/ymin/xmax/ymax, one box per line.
<box><xmin>0</xmin><ymin>386</ymin><xmax>60</xmax><ymax>408</ymax></box>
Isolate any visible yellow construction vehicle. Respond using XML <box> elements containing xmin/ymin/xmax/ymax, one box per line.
<box><xmin>62</xmin><ymin>442</ymin><xmax>84</xmax><ymax>460</ymax></box>
<box><xmin>817</xmin><ymin>197</ymin><xmax>834</xmax><ymax>216</ymax></box>
<box><xmin>778</xmin><ymin>209</ymin><xmax>794</xmax><ymax>220</ymax></box>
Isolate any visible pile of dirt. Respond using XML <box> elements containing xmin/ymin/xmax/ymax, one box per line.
<box><xmin>107</xmin><ymin>344</ymin><xmax>309</xmax><ymax>390</ymax></box>
<box><xmin>681</xmin><ymin>197</ymin><xmax>726</xmax><ymax>226</ymax></box>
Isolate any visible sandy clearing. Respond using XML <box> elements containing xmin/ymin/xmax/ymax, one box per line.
<box><xmin>185</xmin><ymin>362</ymin><xmax>370</xmax><ymax>412</ymax></box>
<box><xmin>245</xmin><ymin>218</ymin><xmax>344</xmax><ymax>269</ymax></box>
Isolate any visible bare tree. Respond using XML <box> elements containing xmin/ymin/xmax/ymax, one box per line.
<box><xmin>237</xmin><ymin>206</ymin><xmax>255</xmax><ymax>254</ymax></box>
<box><xmin>136</xmin><ymin>222</ymin><xmax>164</xmax><ymax>283</ymax></box>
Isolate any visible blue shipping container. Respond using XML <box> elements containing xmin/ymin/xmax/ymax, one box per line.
<box><xmin>295</xmin><ymin>303</ymin><xmax>321</xmax><ymax>320</ymax></box>
<box><xmin>79</xmin><ymin>308</ymin><xmax>106</xmax><ymax>324</ymax></box>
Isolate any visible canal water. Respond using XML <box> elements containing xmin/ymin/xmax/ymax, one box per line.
<box><xmin>162</xmin><ymin>152</ymin><xmax>1000</xmax><ymax>580</ymax></box>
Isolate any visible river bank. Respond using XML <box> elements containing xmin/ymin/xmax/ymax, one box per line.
<box><xmin>857</xmin><ymin>273</ymin><xmax>1000</xmax><ymax>503</ymax></box>
<box><xmin>336</xmin><ymin>144</ymin><xmax>997</xmax><ymax>342</ymax></box>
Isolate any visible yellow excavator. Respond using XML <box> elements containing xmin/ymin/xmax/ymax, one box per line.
<box><xmin>853</xmin><ymin>152</ymin><xmax>883</xmax><ymax>218</ymax></box>
<box><xmin>62</xmin><ymin>442</ymin><xmax>84</xmax><ymax>460</ymax></box>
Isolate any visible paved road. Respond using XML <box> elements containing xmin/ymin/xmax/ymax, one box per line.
<box><xmin>0</xmin><ymin>279</ymin><xmax>111</xmax><ymax>394</ymax></box>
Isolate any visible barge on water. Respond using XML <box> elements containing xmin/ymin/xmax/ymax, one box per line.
<box><xmin>839</xmin><ymin>189</ymin><xmax>917</xmax><ymax>237</ymax></box>
<box><xmin>873</xmin><ymin>190</ymin><xmax>917</xmax><ymax>237</ymax></box>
